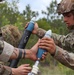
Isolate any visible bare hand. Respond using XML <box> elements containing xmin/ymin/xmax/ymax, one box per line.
<box><xmin>25</xmin><ymin>22</ymin><xmax>38</xmax><ymax>34</ymax></box>
<box><xmin>29</xmin><ymin>39</ymin><xmax>48</xmax><ymax>61</ymax></box>
<box><xmin>12</xmin><ymin>64</ymin><xmax>31</xmax><ymax>75</ymax></box>
<box><xmin>41</xmin><ymin>52</ymin><xmax>48</xmax><ymax>60</ymax></box>
<box><xmin>29</xmin><ymin>39</ymin><xmax>39</xmax><ymax>61</ymax></box>
<box><xmin>39</xmin><ymin>37</ymin><xmax>56</xmax><ymax>55</ymax></box>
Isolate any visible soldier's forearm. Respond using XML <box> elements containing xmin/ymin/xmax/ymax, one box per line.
<box><xmin>10</xmin><ymin>48</ymin><xmax>24</xmax><ymax>60</ymax></box>
<box><xmin>11</xmin><ymin>48</ymin><xmax>33</xmax><ymax>60</ymax></box>
<box><xmin>0</xmin><ymin>40</ymin><xmax>25</xmax><ymax>62</ymax></box>
<box><xmin>0</xmin><ymin>40</ymin><xmax>34</xmax><ymax>62</ymax></box>
<box><xmin>54</xmin><ymin>46</ymin><xmax>74</xmax><ymax>70</ymax></box>
<box><xmin>35</xmin><ymin>28</ymin><xmax>65</xmax><ymax>45</ymax></box>
<box><xmin>36</xmin><ymin>28</ymin><xmax>46</xmax><ymax>38</ymax></box>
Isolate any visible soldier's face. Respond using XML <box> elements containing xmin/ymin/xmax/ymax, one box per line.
<box><xmin>63</xmin><ymin>12</ymin><xmax>74</xmax><ymax>28</ymax></box>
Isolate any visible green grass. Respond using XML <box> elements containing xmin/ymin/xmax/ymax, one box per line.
<box><xmin>39</xmin><ymin>64</ymin><xmax>74</xmax><ymax>75</ymax></box>
<box><xmin>18</xmin><ymin>59</ymin><xmax>74</xmax><ymax>75</ymax></box>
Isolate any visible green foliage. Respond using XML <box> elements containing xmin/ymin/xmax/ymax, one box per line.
<box><xmin>65</xmin><ymin>70</ymin><xmax>74</xmax><ymax>75</ymax></box>
<box><xmin>49</xmin><ymin>19</ymin><xmax>68</xmax><ymax>34</ymax></box>
<box><xmin>0</xmin><ymin>0</ymin><xmax>24</xmax><ymax>28</ymax></box>
<box><xmin>37</xmin><ymin>18</ymin><xmax>51</xmax><ymax>30</ymax></box>
<box><xmin>18</xmin><ymin>59</ymin><xmax>35</xmax><ymax>67</ymax></box>
<box><xmin>23</xmin><ymin>4</ymin><xmax>39</xmax><ymax>20</ymax></box>
<box><xmin>14</xmin><ymin>16</ymin><xmax>24</xmax><ymax>30</ymax></box>
<box><xmin>42</xmin><ymin>0</ymin><xmax>59</xmax><ymax>21</ymax></box>
<box><xmin>39</xmin><ymin>62</ymin><xmax>74</xmax><ymax>75</ymax></box>
<box><xmin>1</xmin><ymin>15</ymin><xmax>10</xmax><ymax>26</ymax></box>
<box><xmin>25</xmin><ymin>34</ymin><xmax>38</xmax><ymax>49</ymax></box>
<box><xmin>58</xmin><ymin>63</ymin><xmax>74</xmax><ymax>75</ymax></box>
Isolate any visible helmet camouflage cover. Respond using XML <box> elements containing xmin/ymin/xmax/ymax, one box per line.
<box><xmin>57</xmin><ymin>0</ymin><xmax>74</xmax><ymax>14</ymax></box>
<box><xmin>1</xmin><ymin>25</ymin><xmax>22</xmax><ymax>47</ymax></box>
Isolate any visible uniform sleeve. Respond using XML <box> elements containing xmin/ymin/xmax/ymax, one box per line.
<box><xmin>0</xmin><ymin>64</ymin><xmax>12</xmax><ymax>75</ymax></box>
<box><xmin>36</xmin><ymin>28</ymin><xmax>74</xmax><ymax>51</ymax></box>
<box><xmin>0</xmin><ymin>40</ymin><xmax>14</xmax><ymax>62</ymax></box>
<box><xmin>52</xmin><ymin>33</ymin><xmax>66</xmax><ymax>46</ymax></box>
<box><xmin>52</xmin><ymin>32</ymin><xmax>74</xmax><ymax>52</ymax></box>
<box><xmin>36</xmin><ymin>28</ymin><xmax>65</xmax><ymax>45</ymax></box>
<box><xmin>54</xmin><ymin>46</ymin><xmax>74</xmax><ymax>70</ymax></box>
<box><xmin>36</xmin><ymin>28</ymin><xmax>46</xmax><ymax>38</ymax></box>
<box><xmin>36</xmin><ymin>28</ymin><xmax>66</xmax><ymax>47</ymax></box>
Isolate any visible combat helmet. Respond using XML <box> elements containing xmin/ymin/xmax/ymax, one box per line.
<box><xmin>57</xmin><ymin>0</ymin><xmax>74</xmax><ymax>14</ymax></box>
<box><xmin>1</xmin><ymin>25</ymin><xmax>22</xmax><ymax>47</ymax></box>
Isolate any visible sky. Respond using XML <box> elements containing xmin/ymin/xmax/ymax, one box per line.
<box><xmin>7</xmin><ymin>0</ymin><xmax>61</xmax><ymax>19</ymax></box>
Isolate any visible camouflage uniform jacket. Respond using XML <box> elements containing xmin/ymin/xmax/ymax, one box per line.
<box><xmin>52</xmin><ymin>30</ymin><xmax>74</xmax><ymax>69</ymax></box>
<box><xmin>36</xmin><ymin>28</ymin><xmax>74</xmax><ymax>69</ymax></box>
<box><xmin>0</xmin><ymin>29</ymin><xmax>12</xmax><ymax>75</ymax></box>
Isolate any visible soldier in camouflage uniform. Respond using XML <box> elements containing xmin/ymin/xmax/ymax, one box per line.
<box><xmin>0</xmin><ymin>16</ymin><xmax>47</xmax><ymax>75</ymax></box>
<box><xmin>0</xmin><ymin>25</ymin><xmax>40</xmax><ymax>75</ymax></box>
<box><xmin>30</xmin><ymin>0</ymin><xmax>74</xmax><ymax>70</ymax></box>
<box><xmin>0</xmin><ymin>1</ymin><xmax>47</xmax><ymax>75</ymax></box>
<box><xmin>0</xmin><ymin>25</ymin><xmax>47</xmax><ymax>75</ymax></box>
<box><xmin>0</xmin><ymin>25</ymin><xmax>41</xmax><ymax>75</ymax></box>
<box><xmin>0</xmin><ymin>26</ymin><xmax>45</xmax><ymax>75</ymax></box>
<box><xmin>0</xmin><ymin>0</ymin><xmax>35</xmax><ymax>75</ymax></box>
